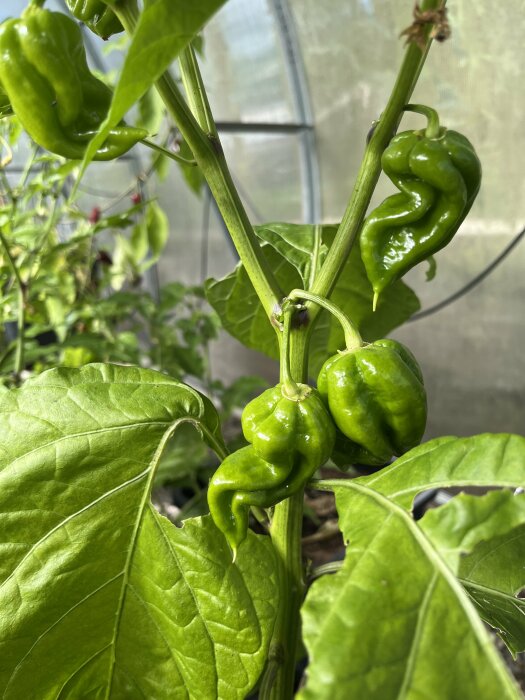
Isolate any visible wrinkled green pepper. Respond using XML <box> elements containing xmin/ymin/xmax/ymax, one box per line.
<box><xmin>65</xmin><ymin>0</ymin><xmax>123</xmax><ymax>40</ymax></box>
<box><xmin>0</xmin><ymin>7</ymin><xmax>146</xmax><ymax>160</ymax></box>
<box><xmin>0</xmin><ymin>82</ymin><xmax>13</xmax><ymax>118</ymax></box>
<box><xmin>360</xmin><ymin>104</ymin><xmax>481</xmax><ymax>307</ymax></box>
<box><xmin>208</xmin><ymin>383</ymin><xmax>335</xmax><ymax>553</ymax></box>
<box><xmin>317</xmin><ymin>339</ymin><xmax>427</xmax><ymax>466</ymax></box>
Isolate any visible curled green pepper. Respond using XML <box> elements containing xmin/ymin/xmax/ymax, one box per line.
<box><xmin>318</xmin><ymin>338</ymin><xmax>427</xmax><ymax>466</ymax></box>
<box><xmin>0</xmin><ymin>82</ymin><xmax>13</xmax><ymax>118</ymax></box>
<box><xmin>360</xmin><ymin>104</ymin><xmax>481</xmax><ymax>307</ymax></box>
<box><xmin>65</xmin><ymin>1</ymin><xmax>123</xmax><ymax>40</ymax></box>
<box><xmin>0</xmin><ymin>7</ymin><xmax>146</xmax><ymax>160</ymax></box>
<box><xmin>208</xmin><ymin>383</ymin><xmax>335</xmax><ymax>554</ymax></box>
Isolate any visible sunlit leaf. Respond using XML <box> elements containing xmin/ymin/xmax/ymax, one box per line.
<box><xmin>81</xmin><ymin>0</ymin><xmax>227</xmax><ymax>171</ymax></box>
<box><xmin>0</xmin><ymin>364</ymin><xmax>277</xmax><ymax>698</ymax></box>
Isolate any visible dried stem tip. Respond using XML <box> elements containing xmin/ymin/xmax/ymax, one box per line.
<box><xmin>400</xmin><ymin>3</ymin><xmax>451</xmax><ymax>50</ymax></box>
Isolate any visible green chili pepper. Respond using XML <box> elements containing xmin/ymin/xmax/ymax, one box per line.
<box><xmin>0</xmin><ymin>7</ymin><xmax>146</xmax><ymax>160</ymax></box>
<box><xmin>360</xmin><ymin>104</ymin><xmax>481</xmax><ymax>308</ymax></box>
<box><xmin>208</xmin><ymin>383</ymin><xmax>335</xmax><ymax>554</ymax></box>
<box><xmin>65</xmin><ymin>0</ymin><xmax>123</xmax><ymax>40</ymax></box>
<box><xmin>0</xmin><ymin>82</ymin><xmax>13</xmax><ymax>118</ymax></box>
<box><xmin>317</xmin><ymin>338</ymin><xmax>427</xmax><ymax>466</ymax></box>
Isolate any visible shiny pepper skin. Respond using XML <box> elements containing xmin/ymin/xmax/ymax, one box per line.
<box><xmin>360</xmin><ymin>127</ymin><xmax>481</xmax><ymax>304</ymax></box>
<box><xmin>0</xmin><ymin>82</ymin><xmax>12</xmax><ymax>118</ymax></box>
<box><xmin>0</xmin><ymin>7</ymin><xmax>146</xmax><ymax>160</ymax></box>
<box><xmin>317</xmin><ymin>339</ymin><xmax>427</xmax><ymax>466</ymax></box>
<box><xmin>65</xmin><ymin>1</ymin><xmax>123</xmax><ymax>40</ymax></box>
<box><xmin>208</xmin><ymin>384</ymin><xmax>335</xmax><ymax>553</ymax></box>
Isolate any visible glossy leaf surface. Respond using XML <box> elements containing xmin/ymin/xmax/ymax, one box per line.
<box><xmin>356</xmin><ymin>434</ymin><xmax>525</xmax><ymax>508</ymax></box>
<box><xmin>0</xmin><ymin>364</ymin><xmax>277</xmax><ymax>698</ymax></box>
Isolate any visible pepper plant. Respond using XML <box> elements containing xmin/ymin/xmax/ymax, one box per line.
<box><xmin>0</xmin><ymin>1</ymin><xmax>524</xmax><ymax>699</ymax></box>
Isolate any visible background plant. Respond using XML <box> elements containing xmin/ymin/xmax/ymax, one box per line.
<box><xmin>0</xmin><ymin>2</ymin><xmax>523</xmax><ymax>700</ymax></box>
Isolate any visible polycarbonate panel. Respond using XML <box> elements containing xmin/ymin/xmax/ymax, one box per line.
<box><xmin>2</xmin><ymin>0</ymin><xmax>62</xmax><ymax>14</ymax></box>
<box><xmin>220</xmin><ymin>131</ymin><xmax>304</xmax><ymax>224</ymax></box>
<box><xmin>154</xmin><ymin>130</ymin><xmax>303</xmax><ymax>387</ymax></box>
<box><xmin>290</xmin><ymin>0</ymin><xmax>524</xmax><ymax>229</ymax></box>
<box><xmin>156</xmin><ymin>131</ymin><xmax>304</xmax><ymax>287</ymax></box>
<box><xmin>201</xmin><ymin>0</ymin><xmax>296</xmax><ymax>123</ymax></box>
<box><xmin>290</xmin><ymin>0</ymin><xmax>524</xmax><ymax>437</ymax></box>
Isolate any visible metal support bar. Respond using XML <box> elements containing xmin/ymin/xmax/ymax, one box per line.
<box><xmin>271</xmin><ymin>0</ymin><xmax>321</xmax><ymax>224</ymax></box>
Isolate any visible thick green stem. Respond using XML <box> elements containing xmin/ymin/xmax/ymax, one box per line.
<box><xmin>265</xmin><ymin>491</ymin><xmax>305</xmax><ymax>700</ymax></box>
<box><xmin>264</xmin><ymin>5</ymin><xmax>443</xmax><ymax>695</ymax></box>
<box><xmin>0</xmin><ymin>230</ymin><xmax>25</xmax><ymax>377</ymax></box>
<box><xmin>259</xmin><ymin>324</ymin><xmax>309</xmax><ymax>700</ymax></box>
<box><xmin>179</xmin><ymin>46</ymin><xmax>218</xmax><ymax>138</ymax></box>
<box><xmin>287</xmin><ymin>289</ymin><xmax>362</xmax><ymax>351</ymax></box>
<box><xmin>114</xmin><ymin>2</ymin><xmax>282</xmax><ymax>320</ymax></box>
<box><xmin>309</xmin><ymin>0</ymin><xmax>442</xmax><ymax>309</ymax></box>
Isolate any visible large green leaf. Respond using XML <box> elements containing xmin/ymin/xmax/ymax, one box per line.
<box><xmin>0</xmin><ymin>364</ymin><xmax>277</xmax><ymax>698</ymax></box>
<box><xmin>420</xmin><ymin>491</ymin><xmax>525</xmax><ymax>655</ymax></box>
<box><xmin>82</xmin><ymin>0</ymin><xmax>227</xmax><ymax>167</ymax></box>
<box><xmin>206</xmin><ymin>223</ymin><xmax>420</xmax><ymax>376</ymax></box>
<box><xmin>206</xmin><ymin>240</ymin><xmax>303</xmax><ymax>361</ymax></box>
<box><xmin>300</xmin><ymin>434</ymin><xmax>525</xmax><ymax>699</ymax></box>
<box><xmin>300</xmin><ymin>480</ymin><xmax>523</xmax><ymax>700</ymax></box>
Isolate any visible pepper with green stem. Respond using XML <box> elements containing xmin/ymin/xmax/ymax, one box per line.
<box><xmin>287</xmin><ymin>289</ymin><xmax>427</xmax><ymax>466</ymax></box>
<box><xmin>208</xmin><ymin>303</ymin><xmax>335</xmax><ymax>556</ymax></box>
<box><xmin>0</xmin><ymin>5</ymin><xmax>146</xmax><ymax>160</ymax></box>
<box><xmin>65</xmin><ymin>0</ymin><xmax>123</xmax><ymax>40</ymax></box>
<box><xmin>360</xmin><ymin>103</ymin><xmax>482</xmax><ymax>308</ymax></box>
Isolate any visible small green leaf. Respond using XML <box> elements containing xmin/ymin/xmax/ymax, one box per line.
<box><xmin>256</xmin><ymin>222</ymin><xmax>328</xmax><ymax>288</ymax></box>
<box><xmin>130</xmin><ymin>220</ymin><xmax>149</xmax><ymax>263</ymax></box>
<box><xmin>130</xmin><ymin>202</ymin><xmax>168</xmax><ymax>268</ymax></box>
<box><xmin>145</xmin><ymin>200</ymin><xmax>169</xmax><ymax>263</ymax></box>
<box><xmin>177</xmin><ymin>139</ymin><xmax>204</xmax><ymax>194</ymax></box>
<box><xmin>0</xmin><ymin>364</ymin><xmax>276</xmax><ymax>697</ymax></box>
<box><xmin>81</xmin><ymin>0</ymin><xmax>227</xmax><ymax>172</ymax></box>
<box><xmin>44</xmin><ymin>296</ymin><xmax>67</xmax><ymax>342</ymax></box>
<box><xmin>136</xmin><ymin>88</ymin><xmax>165</xmax><ymax>133</ymax></box>
<box><xmin>153</xmin><ymin>152</ymin><xmax>170</xmax><ymax>181</ymax></box>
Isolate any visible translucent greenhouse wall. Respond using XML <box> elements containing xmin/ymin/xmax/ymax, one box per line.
<box><xmin>287</xmin><ymin>0</ymin><xmax>525</xmax><ymax>437</ymax></box>
<box><xmin>1</xmin><ymin>0</ymin><xmax>523</xmax><ymax>439</ymax></box>
<box><xmin>177</xmin><ymin>0</ymin><xmax>524</xmax><ymax>438</ymax></box>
